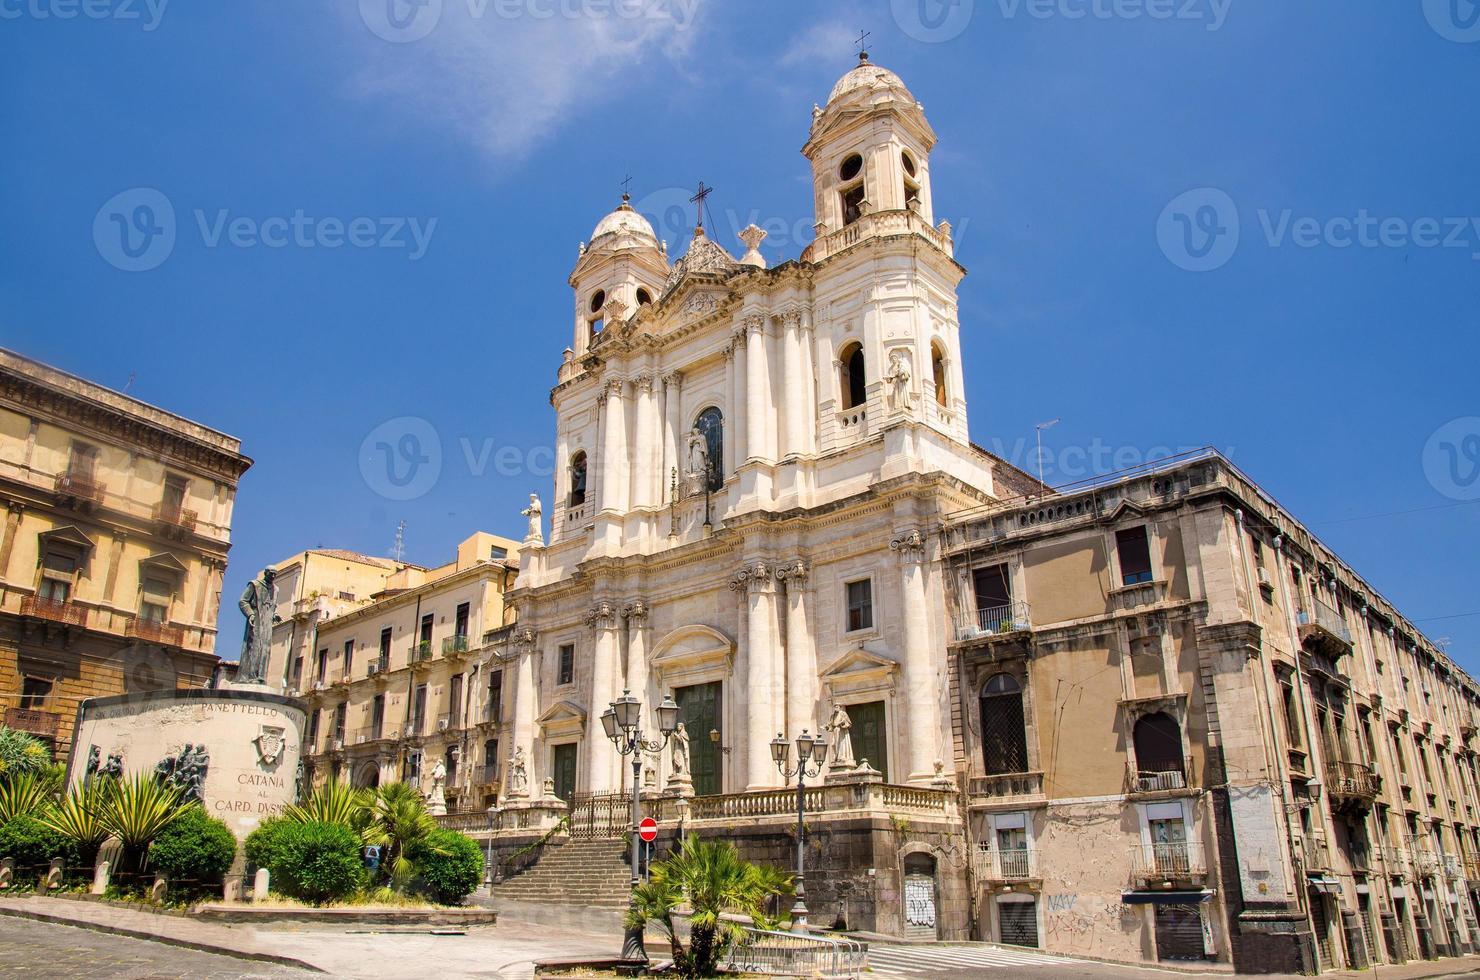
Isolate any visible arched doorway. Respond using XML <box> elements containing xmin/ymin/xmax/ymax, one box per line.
<box><xmin>902</xmin><ymin>852</ymin><xmax>939</xmax><ymax>940</ymax></box>
<box><xmin>352</xmin><ymin>760</ymin><xmax>380</xmax><ymax>789</ymax></box>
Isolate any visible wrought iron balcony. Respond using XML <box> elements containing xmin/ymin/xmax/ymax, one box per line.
<box><xmin>151</xmin><ymin>502</ymin><xmax>198</xmax><ymax>539</ymax></box>
<box><xmin>1127</xmin><ymin>759</ymin><xmax>1191</xmax><ymax>795</ymax></box>
<box><xmin>973</xmin><ymin>845</ymin><xmax>1038</xmax><ymax>882</ymax></box>
<box><xmin>53</xmin><ymin>471</ymin><xmax>103</xmax><ymax>510</ymax></box>
<box><xmin>124</xmin><ymin>618</ymin><xmax>184</xmax><ymax>647</ymax></box>
<box><xmin>1325</xmin><ymin>760</ymin><xmax>1380</xmax><ymax>808</ymax></box>
<box><xmin>1298</xmin><ymin>597</ymin><xmax>1352</xmax><ymax>655</ymax></box>
<box><xmin>1131</xmin><ymin>841</ymin><xmax>1207</xmax><ymax>881</ymax></box>
<box><xmin>20</xmin><ymin>595</ymin><xmax>87</xmax><ymax>628</ymax></box>
<box><xmin>3</xmin><ymin>706</ymin><xmax>61</xmax><ymax>739</ymax></box>
<box><xmin>967</xmin><ymin>771</ymin><xmax>1045</xmax><ymax>803</ymax></box>
<box><xmin>442</xmin><ymin>634</ymin><xmax>471</xmax><ymax>659</ymax></box>
<box><xmin>954</xmin><ymin>600</ymin><xmax>1032</xmax><ymax>642</ymax></box>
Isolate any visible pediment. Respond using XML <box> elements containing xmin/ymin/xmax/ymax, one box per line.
<box><xmin>536</xmin><ymin>699</ymin><xmax>587</xmax><ymax>736</ymax></box>
<box><xmin>820</xmin><ymin>648</ymin><xmax>900</xmax><ymax>692</ymax></box>
<box><xmin>139</xmin><ymin>552</ymin><xmax>189</xmax><ymax>574</ymax></box>
<box><xmin>1104</xmin><ymin>499</ymin><xmax>1149</xmax><ymax>522</ymax></box>
<box><xmin>652</xmin><ymin>624</ymin><xmax>733</xmax><ymax>671</ymax></box>
<box><xmin>38</xmin><ymin>525</ymin><xmax>95</xmax><ymax>552</ymax></box>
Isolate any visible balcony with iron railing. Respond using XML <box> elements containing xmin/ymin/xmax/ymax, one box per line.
<box><xmin>20</xmin><ymin>595</ymin><xmax>88</xmax><ymax>629</ymax></box>
<box><xmin>348</xmin><ymin>725</ymin><xmax>391</xmax><ymax>747</ymax></box>
<box><xmin>3</xmin><ymin>705</ymin><xmax>61</xmax><ymax>740</ymax></box>
<box><xmin>411</xmin><ymin>641</ymin><xmax>434</xmax><ymax>670</ymax></box>
<box><xmin>1127</xmin><ymin>758</ymin><xmax>1192</xmax><ymax>795</ymax></box>
<box><xmin>1131</xmin><ymin>840</ymin><xmax>1207</xmax><ymax>882</ymax></box>
<box><xmin>1326</xmin><ymin>759</ymin><xmax>1380</xmax><ymax>809</ymax></box>
<box><xmin>476</xmin><ymin>764</ymin><xmax>501</xmax><ymax>789</ymax></box>
<box><xmin>478</xmin><ymin>701</ymin><xmax>503</xmax><ymax>728</ymax></box>
<box><xmin>967</xmin><ymin>771</ymin><xmax>1045</xmax><ymax>805</ymax></box>
<box><xmin>151</xmin><ymin>502</ymin><xmax>198</xmax><ymax>539</ymax></box>
<box><xmin>973</xmin><ymin>844</ymin><xmax>1038</xmax><ymax>883</ymax></box>
<box><xmin>367</xmin><ymin>656</ymin><xmax>390</xmax><ymax>679</ymax></box>
<box><xmin>1298</xmin><ymin>597</ymin><xmax>1353</xmax><ymax>655</ymax></box>
<box><xmin>442</xmin><ymin>634</ymin><xmax>471</xmax><ymax>660</ymax></box>
<box><xmin>53</xmin><ymin>471</ymin><xmax>104</xmax><ymax>509</ymax></box>
<box><xmin>953</xmin><ymin>600</ymin><xmax>1032</xmax><ymax>643</ymax></box>
<box><xmin>124</xmin><ymin>618</ymin><xmax>184</xmax><ymax>647</ymax></box>
<box><xmin>1405</xmin><ymin>838</ymin><xmax>1440</xmax><ymax>875</ymax></box>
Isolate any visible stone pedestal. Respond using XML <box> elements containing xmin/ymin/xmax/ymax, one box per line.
<box><xmin>664</xmin><ymin>773</ymin><xmax>694</xmax><ymax>798</ymax></box>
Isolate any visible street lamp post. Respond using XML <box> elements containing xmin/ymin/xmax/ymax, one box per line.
<box><xmin>602</xmin><ymin>689</ymin><xmax>681</xmax><ymax>964</ymax></box>
<box><xmin>483</xmin><ymin>803</ymin><xmax>499</xmax><ymax>888</ymax></box>
<box><xmin>771</xmin><ymin>729</ymin><xmax>828</xmax><ymax>934</ymax></box>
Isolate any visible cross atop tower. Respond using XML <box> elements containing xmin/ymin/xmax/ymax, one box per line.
<box><xmin>855</xmin><ymin>30</ymin><xmax>871</xmax><ymax>62</ymax></box>
<box><xmin>689</xmin><ymin>181</ymin><xmax>713</xmax><ymax>235</ymax></box>
<box><xmin>620</xmin><ymin>173</ymin><xmax>633</xmax><ymax>203</ymax></box>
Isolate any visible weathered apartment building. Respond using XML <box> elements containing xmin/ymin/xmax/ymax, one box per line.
<box><xmin>265</xmin><ymin>532</ymin><xmax>521</xmax><ymax>804</ymax></box>
<box><xmin>944</xmin><ymin>449</ymin><xmax>1480</xmax><ymax>972</ymax></box>
<box><xmin>0</xmin><ymin>347</ymin><xmax>251</xmax><ymax>756</ymax></box>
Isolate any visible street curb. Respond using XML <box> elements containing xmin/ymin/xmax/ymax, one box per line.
<box><xmin>0</xmin><ymin>903</ymin><xmax>326</xmax><ymax>973</ymax></box>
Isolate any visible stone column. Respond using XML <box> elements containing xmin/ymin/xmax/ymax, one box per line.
<box><xmin>600</xmin><ymin>379</ymin><xmax>628</xmax><ymax>515</ymax></box>
<box><xmin>776</xmin><ymin>560</ymin><xmax>816</xmax><ymax>746</ymax></box>
<box><xmin>586</xmin><ymin>601</ymin><xmax>621</xmax><ymax>793</ymax></box>
<box><xmin>780</xmin><ymin>311</ymin><xmax>804</xmax><ymax>460</ymax></box>
<box><xmin>732</xmin><ymin>561</ymin><xmax>781</xmax><ymax>790</ymax></box>
<box><xmin>799</xmin><ymin>309</ymin><xmax>818</xmax><ymax>455</ymax></box>
<box><xmin>623</xmin><ymin>599</ymin><xmax>652</xmax><ymax>792</ymax></box>
<box><xmin>509</xmin><ymin>628</ymin><xmax>538</xmax><ymax>799</ymax></box>
<box><xmin>662</xmin><ymin>373</ymin><xmax>683</xmax><ymax>501</ymax></box>
<box><xmin>0</xmin><ymin>502</ymin><xmax>22</xmax><ymax>581</ymax></box>
<box><xmin>730</xmin><ymin>329</ymin><xmax>748</xmax><ymax>467</ymax></box>
<box><xmin>632</xmin><ymin>374</ymin><xmax>658</xmax><ymax>510</ymax></box>
<box><xmin>744</xmin><ymin>314</ymin><xmax>769</xmax><ymax>464</ymax></box>
<box><xmin>892</xmin><ymin>529</ymin><xmax>941</xmax><ymax>786</ymax></box>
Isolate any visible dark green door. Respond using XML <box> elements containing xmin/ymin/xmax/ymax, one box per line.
<box><xmin>847</xmin><ymin>701</ymin><xmax>888</xmax><ymax>781</ymax></box>
<box><xmin>675</xmin><ymin>683</ymin><xmax>722</xmax><ymax>795</ymax></box>
<box><xmin>552</xmin><ymin>743</ymin><xmax>578</xmax><ymax>802</ymax></box>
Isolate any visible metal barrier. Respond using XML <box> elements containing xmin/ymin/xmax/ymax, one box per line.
<box><xmin>722</xmin><ymin>927</ymin><xmax>868</xmax><ymax>979</ymax></box>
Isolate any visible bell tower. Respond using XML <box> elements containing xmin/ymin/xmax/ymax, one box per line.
<box><xmin>567</xmin><ymin>195</ymin><xmax>668</xmax><ymax>358</ymax></box>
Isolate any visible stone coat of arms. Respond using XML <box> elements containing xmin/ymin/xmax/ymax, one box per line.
<box><xmin>254</xmin><ymin>725</ymin><xmax>286</xmax><ymax>767</ymax></box>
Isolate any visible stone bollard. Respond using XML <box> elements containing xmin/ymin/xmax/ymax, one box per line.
<box><xmin>150</xmin><ymin>875</ymin><xmax>168</xmax><ymax>904</ymax></box>
<box><xmin>252</xmin><ymin>868</ymin><xmax>270</xmax><ymax>903</ymax></box>
<box><xmin>0</xmin><ymin>858</ymin><xmax>13</xmax><ymax>889</ymax></box>
<box><xmin>223</xmin><ymin>877</ymin><xmax>242</xmax><ymax>903</ymax></box>
<box><xmin>42</xmin><ymin>858</ymin><xmax>64</xmax><ymax>893</ymax></box>
<box><xmin>91</xmin><ymin>860</ymin><xmax>110</xmax><ymax>896</ymax></box>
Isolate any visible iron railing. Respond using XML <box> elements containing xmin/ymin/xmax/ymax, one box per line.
<box><xmin>973</xmin><ymin>845</ymin><xmax>1036</xmax><ymax>881</ymax></box>
<box><xmin>20</xmin><ymin>596</ymin><xmax>87</xmax><ymax>628</ymax></box>
<box><xmin>1326</xmin><ymin>760</ymin><xmax>1380</xmax><ymax>801</ymax></box>
<box><xmin>1131</xmin><ymin>840</ymin><xmax>1206</xmax><ymax>878</ymax></box>
<box><xmin>722</xmin><ymin>927</ymin><xmax>868</xmax><ymax>980</ymax></box>
<box><xmin>53</xmin><ymin>471</ymin><xmax>103</xmax><ymax>506</ymax></box>
<box><xmin>968</xmin><ymin>772</ymin><xmax>1044</xmax><ymax>800</ymax></box>
<box><xmin>3</xmin><ymin>706</ymin><xmax>61</xmax><ymax>739</ymax></box>
<box><xmin>151</xmin><ymin>502</ymin><xmax>198</xmax><ymax>535</ymax></box>
<box><xmin>124</xmin><ymin>618</ymin><xmax>184</xmax><ymax>646</ymax></box>
<box><xmin>954</xmin><ymin>600</ymin><xmax>1032</xmax><ymax>640</ymax></box>
<box><xmin>443</xmin><ymin>634</ymin><xmax>471</xmax><ymax>656</ymax></box>
<box><xmin>1299</xmin><ymin>596</ymin><xmax>1352</xmax><ymax>645</ymax></box>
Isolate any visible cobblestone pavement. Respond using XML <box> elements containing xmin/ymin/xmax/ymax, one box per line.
<box><xmin>0</xmin><ymin>916</ymin><xmax>317</xmax><ymax>979</ymax></box>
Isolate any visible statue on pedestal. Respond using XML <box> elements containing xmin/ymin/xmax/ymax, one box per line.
<box><xmin>684</xmin><ymin>430</ymin><xmax>709</xmax><ymax>497</ymax></box>
<box><xmin>884</xmin><ymin>348</ymin><xmax>915</xmax><ymax>411</ymax></box>
<box><xmin>825</xmin><ymin>704</ymin><xmax>855</xmax><ymax>770</ymax></box>
<box><xmin>428</xmin><ymin>759</ymin><xmax>447</xmax><ymax>816</ymax></box>
<box><xmin>236</xmin><ymin>567</ymin><xmax>277</xmax><ymax>685</ymax></box>
<box><xmin>507</xmin><ymin>746</ymin><xmax>529</xmax><ymax>798</ymax></box>
<box><xmin>521</xmin><ymin>493</ymin><xmax>544</xmax><ymax>546</ymax></box>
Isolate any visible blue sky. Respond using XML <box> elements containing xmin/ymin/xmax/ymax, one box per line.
<box><xmin>2</xmin><ymin>1</ymin><xmax>1478</xmax><ymax>670</ymax></box>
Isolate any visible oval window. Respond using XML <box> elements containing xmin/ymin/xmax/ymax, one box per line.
<box><xmin>839</xmin><ymin>153</ymin><xmax>863</xmax><ymax>182</ymax></box>
<box><xmin>589</xmin><ymin>289</ymin><xmax>606</xmax><ymax>314</ymax></box>
<box><xmin>901</xmin><ymin>151</ymin><xmax>917</xmax><ymax>178</ymax></box>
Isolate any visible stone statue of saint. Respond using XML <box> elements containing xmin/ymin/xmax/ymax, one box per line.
<box><xmin>684</xmin><ymin>430</ymin><xmax>709</xmax><ymax>496</ymax></box>
<box><xmin>236</xmin><ymin>567</ymin><xmax>277</xmax><ymax>684</ymax></box>
<box><xmin>521</xmin><ymin>493</ymin><xmax>544</xmax><ymax>545</ymax></box>
<box><xmin>885</xmin><ymin>348</ymin><xmax>915</xmax><ymax>410</ymax></box>
<box><xmin>431</xmin><ymin>759</ymin><xmax>447</xmax><ymax>790</ymax></box>
<box><xmin>671</xmin><ymin>722</ymin><xmax>690</xmax><ymax>776</ymax></box>
<box><xmin>825</xmin><ymin>704</ymin><xmax>855</xmax><ymax>768</ymax></box>
<box><xmin>508</xmin><ymin>746</ymin><xmax>529</xmax><ymax>797</ymax></box>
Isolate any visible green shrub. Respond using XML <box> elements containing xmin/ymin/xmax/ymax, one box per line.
<box><xmin>0</xmin><ymin>815</ymin><xmax>79</xmax><ymax>872</ymax></box>
<box><xmin>256</xmin><ymin>820</ymin><xmax>364</xmax><ymax>904</ymax></box>
<box><xmin>409</xmin><ymin>829</ymin><xmax>483</xmax><ymax>905</ymax></box>
<box><xmin>148</xmin><ymin>805</ymin><xmax>236</xmax><ymax>883</ymax></box>
<box><xmin>244</xmin><ymin>816</ymin><xmax>288</xmax><ymax>875</ymax></box>
<box><xmin>0</xmin><ymin>728</ymin><xmax>52</xmax><ymax>780</ymax></box>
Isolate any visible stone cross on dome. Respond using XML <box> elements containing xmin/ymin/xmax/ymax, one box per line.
<box><xmin>855</xmin><ymin>29</ymin><xmax>871</xmax><ymax>62</ymax></box>
<box><xmin>689</xmin><ymin>181</ymin><xmax>713</xmax><ymax>236</ymax></box>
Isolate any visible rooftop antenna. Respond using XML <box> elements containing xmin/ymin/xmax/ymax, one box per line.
<box><xmin>1034</xmin><ymin>419</ymin><xmax>1060</xmax><ymax>498</ymax></box>
<box><xmin>392</xmin><ymin>520</ymin><xmax>406</xmax><ymax>562</ymax></box>
<box><xmin>122</xmin><ymin>371</ymin><xmax>136</xmax><ymax>394</ymax></box>
<box><xmin>689</xmin><ymin>181</ymin><xmax>714</xmax><ymax>237</ymax></box>
<box><xmin>855</xmin><ymin>29</ymin><xmax>871</xmax><ymax>62</ymax></box>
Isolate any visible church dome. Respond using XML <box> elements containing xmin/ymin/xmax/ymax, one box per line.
<box><xmin>590</xmin><ymin>197</ymin><xmax>658</xmax><ymax>243</ymax></box>
<box><xmin>827</xmin><ymin>53</ymin><xmax>915</xmax><ymax>105</ymax></box>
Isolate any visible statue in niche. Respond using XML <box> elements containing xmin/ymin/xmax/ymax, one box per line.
<box><xmin>508</xmin><ymin>746</ymin><xmax>529</xmax><ymax>797</ymax></box>
<box><xmin>885</xmin><ymin>348</ymin><xmax>915</xmax><ymax>410</ymax></box>
<box><xmin>671</xmin><ymin>722</ymin><xmax>691</xmax><ymax>776</ymax></box>
<box><xmin>825</xmin><ymin>704</ymin><xmax>855</xmax><ymax>768</ymax></box>
<box><xmin>684</xmin><ymin>430</ymin><xmax>709</xmax><ymax>497</ymax></box>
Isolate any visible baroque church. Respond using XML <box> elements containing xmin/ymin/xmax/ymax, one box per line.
<box><xmin>508</xmin><ymin>51</ymin><xmax>1030</xmax><ymax>803</ymax></box>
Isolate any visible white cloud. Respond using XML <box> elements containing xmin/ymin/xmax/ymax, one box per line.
<box><xmin>341</xmin><ymin>0</ymin><xmax>705</xmax><ymax>166</ymax></box>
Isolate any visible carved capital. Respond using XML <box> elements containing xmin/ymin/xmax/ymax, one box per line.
<box><xmin>779</xmin><ymin>309</ymin><xmax>802</xmax><ymax>330</ymax></box>
<box><xmin>634</xmin><ymin>373</ymin><xmax>655</xmax><ymax>394</ymax></box>
<box><xmin>622</xmin><ymin>599</ymin><xmax>649</xmax><ymax>624</ymax></box>
<box><xmin>731</xmin><ymin>327</ymin><xmax>748</xmax><ymax>350</ymax></box>
<box><xmin>513</xmin><ymin>627</ymin><xmax>538</xmax><ymax>653</ymax></box>
<box><xmin>586</xmin><ymin>600</ymin><xmax>619</xmax><ymax>631</ymax></box>
<box><xmin>729</xmin><ymin>561</ymin><xmax>773</xmax><ymax>593</ymax></box>
<box><xmin>606</xmin><ymin>378</ymin><xmax>626</xmax><ymax>400</ymax></box>
<box><xmin>890</xmin><ymin>529</ymin><xmax>927</xmax><ymax>564</ymax></box>
<box><xmin>663</xmin><ymin>371</ymin><xmax>684</xmax><ymax>390</ymax></box>
<box><xmin>774</xmin><ymin>559</ymin><xmax>809</xmax><ymax>586</ymax></box>
<box><xmin>743</xmin><ymin>313</ymin><xmax>766</xmax><ymax>336</ymax></box>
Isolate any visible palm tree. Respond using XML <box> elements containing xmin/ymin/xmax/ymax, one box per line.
<box><xmin>284</xmin><ymin>780</ymin><xmax>372</xmax><ymax>839</ymax></box>
<box><xmin>0</xmin><ymin>771</ymin><xmax>55</xmax><ymax>824</ymax></box>
<box><xmin>627</xmin><ymin>835</ymin><xmax>792</xmax><ymax>979</ymax></box>
<box><xmin>98</xmin><ymin>773</ymin><xmax>189</xmax><ymax>876</ymax></box>
<box><xmin>42</xmin><ymin>779</ymin><xmax>114</xmax><ymax>871</ymax></box>
<box><xmin>364</xmin><ymin>782</ymin><xmax>440</xmax><ymax>890</ymax></box>
<box><xmin>0</xmin><ymin>727</ymin><xmax>52</xmax><ymax>781</ymax></box>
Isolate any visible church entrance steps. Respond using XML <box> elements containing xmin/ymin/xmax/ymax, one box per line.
<box><xmin>488</xmin><ymin>839</ymin><xmax>634</xmax><ymax>909</ymax></box>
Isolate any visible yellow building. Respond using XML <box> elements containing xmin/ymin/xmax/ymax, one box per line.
<box><xmin>0</xmin><ymin>347</ymin><xmax>252</xmax><ymax>757</ymax></box>
<box><xmin>260</xmin><ymin>532</ymin><xmax>520</xmax><ymax>808</ymax></box>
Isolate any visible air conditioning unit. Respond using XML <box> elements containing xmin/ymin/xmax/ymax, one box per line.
<box><xmin>368</xmin><ymin>662</ymin><xmax>381</xmax><ymax>677</ymax></box>
<box><xmin>438</xmin><ymin>719</ymin><xmax>451</xmax><ymax>732</ymax></box>
<box><xmin>356</xmin><ymin>735</ymin><xmax>367</xmax><ymax>745</ymax></box>
<box><xmin>332</xmin><ymin>738</ymin><xmax>344</xmax><ymax>751</ymax></box>
<box><xmin>286</xmin><ymin>687</ymin><xmax>301</xmax><ymax>698</ymax></box>
<box><xmin>313</xmin><ymin>680</ymin><xmax>327</xmax><ymax>692</ymax></box>
<box><xmin>403</xmin><ymin>724</ymin><xmax>416</xmax><ymax>738</ymax></box>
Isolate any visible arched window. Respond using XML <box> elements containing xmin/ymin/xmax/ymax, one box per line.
<box><xmin>589</xmin><ymin>289</ymin><xmax>606</xmax><ymax>313</ymax></box>
<box><xmin>901</xmin><ymin>150</ymin><xmax>921</xmax><ymax>210</ymax></box>
<box><xmin>1132</xmin><ymin>712</ymin><xmax>1185</xmax><ymax>789</ymax></box>
<box><xmin>839</xmin><ymin>342</ymin><xmax>866</xmax><ymax>410</ymax></box>
<box><xmin>589</xmin><ymin>317</ymin><xmax>604</xmax><ymax>340</ymax></box>
<box><xmin>839</xmin><ymin>153</ymin><xmax>865</xmax><ymax>226</ymax></box>
<box><xmin>695</xmin><ymin>407</ymin><xmax>724</xmax><ymax>491</ymax></box>
<box><xmin>980</xmin><ymin>673</ymin><xmax>1028</xmax><ymax>775</ymax></box>
<box><xmin>636</xmin><ymin>287</ymin><xmax>652</xmax><ymax>306</ymax></box>
<box><xmin>931</xmin><ymin>342</ymin><xmax>948</xmax><ymax>407</ymax></box>
<box><xmin>568</xmin><ymin>451</ymin><xmax>588</xmax><ymax>508</ymax></box>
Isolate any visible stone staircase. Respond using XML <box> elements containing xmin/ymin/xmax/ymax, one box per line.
<box><xmin>487</xmin><ymin>839</ymin><xmax>634</xmax><ymax>908</ymax></box>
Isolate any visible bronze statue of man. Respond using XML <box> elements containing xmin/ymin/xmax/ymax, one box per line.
<box><xmin>236</xmin><ymin>567</ymin><xmax>277</xmax><ymax>684</ymax></box>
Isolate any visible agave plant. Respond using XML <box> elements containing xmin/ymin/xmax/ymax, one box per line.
<box><xmin>0</xmin><ymin>771</ymin><xmax>55</xmax><ymax>824</ymax></box>
<box><xmin>283</xmin><ymin>779</ymin><xmax>372</xmax><ymax>840</ymax></box>
<box><xmin>627</xmin><ymin>835</ymin><xmax>792</xmax><ymax>980</ymax></box>
<box><xmin>98</xmin><ymin>773</ymin><xmax>189</xmax><ymax>875</ymax></box>
<box><xmin>363</xmin><ymin>782</ymin><xmax>440</xmax><ymax>890</ymax></box>
<box><xmin>42</xmin><ymin>779</ymin><xmax>115</xmax><ymax>869</ymax></box>
<box><xmin>0</xmin><ymin>727</ymin><xmax>52</xmax><ymax>781</ymax></box>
